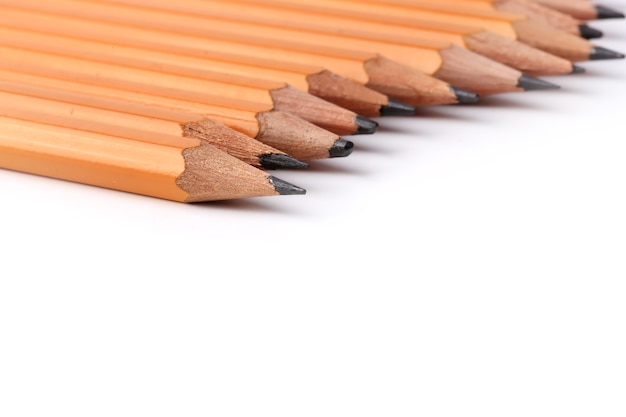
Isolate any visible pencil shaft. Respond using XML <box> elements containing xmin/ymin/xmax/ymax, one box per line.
<box><xmin>0</xmin><ymin>90</ymin><xmax>193</xmax><ymax>145</ymax></box>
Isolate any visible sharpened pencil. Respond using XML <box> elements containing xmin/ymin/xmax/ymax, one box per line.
<box><xmin>0</xmin><ymin>116</ymin><xmax>306</xmax><ymax>202</ymax></box>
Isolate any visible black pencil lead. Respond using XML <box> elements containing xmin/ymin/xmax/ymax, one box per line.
<box><xmin>571</xmin><ymin>65</ymin><xmax>586</xmax><ymax>74</ymax></box>
<box><xmin>268</xmin><ymin>176</ymin><xmax>306</xmax><ymax>195</ymax></box>
<box><xmin>595</xmin><ymin>5</ymin><xmax>625</xmax><ymax>19</ymax></box>
<box><xmin>450</xmin><ymin>86</ymin><xmax>480</xmax><ymax>104</ymax></box>
<box><xmin>355</xmin><ymin>115</ymin><xmax>379</xmax><ymax>134</ymax></box>
<box><xmin>518</xmin><ymin>74</ymin><xmax>560</xmax><ymax>91</ymax></box>
<box><xmin>260</xmin><ymin>154</ymin><xmax>309</xmax><ymax>170</ymax></box>
<box><xmin>380</xmin><ymin>98</ymin><xmax>417</xmax><ymax>116</ymax></box>
<box><xmin>589</xmin><ymin>46</ymin><xmax>625</xmax><ymax>60</ymax></box>
<box><xmin>329</xmin><ymin>138</ymin><xmax>354</xmax><ymax>158</ymax></box>
<box><xmin>579</xmin><ymin>25</ymin><xmax>603</xmax><ymax>39</ymax></box>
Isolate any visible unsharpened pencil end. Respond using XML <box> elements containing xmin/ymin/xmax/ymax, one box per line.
<box><xmin>260</xmin><ymin>153</ymin><xmax>309</xmax><ymax>170</ymax></box>
<box><xmin>356</xmin><ymin>115</ymin><xmax>379</xmax><ymax>134</ymax></box>
<box><xmin>451</xmin><ymin>86</ymin><xmax>480</xmax><ymax>104</ymax></box>
<box><xmin>329</xmin><ymin>138</ymin><xmax>354</xmax><ymax>158</ymax></box>
<box><xmin>590</xmin><ymin>46</ymin><xmax>625</xmax><ymax>60</ymax></box>
<box><xmin>380</xmin><ymin>98</ymin><xmax>417</xmax><ymax>116</ymax></box>
<box><xmin>596</xmin><ymin>5</ymin><xmax>625</xmax><ymax>19</ymax></box>
<box><xmin>517</xmin><ymin>74</ymin><xmax>560</xmax><ymax>91</ymax></box>
<box><xmin>571</xmin><ymin>64</ymin><xmax>586</xmax><ymax>74</ymax></box>
<box><xmin>579</xmin><ymin>25</ymin><xmax>604</xmax><ymax>39</ymax></box>
<box><xmin>269</xmin><ymin>176</ymin><xmax>306</xmax><ymax>195</ymax></box>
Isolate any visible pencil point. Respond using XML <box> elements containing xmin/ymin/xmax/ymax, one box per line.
<box><xmin>571</xmin><ymin>65</ymin><xmax>586</xmax><ymax>74</ymax></box>
<box><xmin>329</xmin><ymin>138</ymin><xmax>354</xmax><ymax>158</ymax></box>
<box><xmin>269</xmin><ymin>176</ymin><xmax>306</xmax><ymax>195</ymax></box>
<box><xmin>579</xmin><ymin>25</ymin><xmax>604</xmax><ymax>39</ymax></box>
<box><xmin>517</xmin><ymin>74</ymin><xmax>560</xmax><ymax>91</ymax></box>
<box><xmin>595</xmin><ymin>5</ymin><xmax>625</xmax><ymax>19</ymax></box>
<box><xmin>355</xmin><ymin>115</ymin><xmax>378</xmax><ymax>134</ymax></box>
<box><xmin>451</xmin><ymin>86</ymin><xmax>480</xmax><ymax>104</ymax></box>
<box><xmin>589</xmin><ymin>46</ymin><xmax>625</xmax><ymax>60</ymax></box>
<box><xmin>260</xmin><ymin>153</ymin><xmax>309</xmax><ymax>170</ymax></box>
<box><xmin>380</xmin><ymin>98</ymin><xmax>417</xmax><ymax>116</ymax></box>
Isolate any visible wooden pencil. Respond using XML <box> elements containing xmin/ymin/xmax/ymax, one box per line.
<box><xmin>0</xmin><ymin>67</ymin><xmax>353</xmax><ymax>162</ymax></box>
<box><xmin>188</xmin><ymin>0</ymin><xmax>580</xmax><ymax>76</ymax></box>
<box><xmin>287</xmin><ymin>0</ymin><xmax>625</xmax><ymax>62</ymax></box>
<box><xmin>0</xmin><ymin>25</ymin><xmax>414</xmax><ymax>119</ymax></box>
<box><xmin>9</xmin><ymin>0</ymin><xmax>557</xmax><ymax>96</ymax></box>
<box><xmin>0</xmin><ymin>116</ymin><xmax>306</xmax><ymax>202</ymax></box>
<box><xmin>0</xmin><ymin>42</ymin><xmax>377</xmax><ymax>137</ymax></box>
<box><xmin>437</xmin><ymin>0</ymin><xmax>605</xmax><ymax>39</ymax></box>
<box><xmin>0</xmin><ymin>2</ymin><xmax>476</xmax><ymax>107</ymax></box>
<box><xmin>0</xmin><ymin>82</ymin><xmax>313</xmax><ymax>170</ymax></box>
<box><xmin>533</xmin><ymin>0</ymin><xmax>625</xmax><ymax>21</ymax></box>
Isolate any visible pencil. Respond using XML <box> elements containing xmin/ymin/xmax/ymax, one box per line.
<box><xmin>12</xmin><ymin>0</ymin><xmax>557</xmax><ymax>96</ymax></box>
<box><xmin>195</xmin><ymin>0</ymin><xmax>580</xmax><ymax>76</ymax></box>
<box><xmin>0</xmin><ymin>43</ymin><xmax>377</xmax><ymax>137</ymax></box>
<box><xmin>0</xmin><ymin>67</ymin><xmax>353</xmax><ymax>162</ymax></box>
<box><xmin>0</xmin><ymin>2</ymin><xmax>476</xmax><ymax>107</ymax></box>
<box><xmin>295</xmin><ymin>0</ymin><xmax>625</xmax><ymax>62</ymax></box>
<box><xmin>532</xmin><ymin>0</ymin><xmax>625</xmax><ymax>21</ymax></box>
<box><xmin>440</xmin><ymin>0</ymin><xmax>605</xmax><ymax>39</ymax></box>
<box><xmin>0</xmin><ymin>116</ymin><xmax>306</xmax><ymax>202</ymax></box>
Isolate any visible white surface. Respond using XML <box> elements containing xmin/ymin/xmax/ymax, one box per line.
<box><xmin>1</xmin><ymin>13</ymin><xmax>626</xmax><ymax>417</ymax></box>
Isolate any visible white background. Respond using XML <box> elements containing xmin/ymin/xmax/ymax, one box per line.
<box><xmin>1</xmin><ymin>8</ymin><xmax>625</xmax><ymax>417</ymax></box>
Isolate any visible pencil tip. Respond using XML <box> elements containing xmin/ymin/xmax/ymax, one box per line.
<box><xmin>589</xmin><ymin>46</ymin><xmax>625</xmax><ymax>60</ymax></box>
<box><xmin>579</xmin><ymin>24</ymin><xmax>604</xmax><ymax>39</ymax></box>
<box><xmin>571</xmin><ymin>64</ymin><xmax>586</xmax><ymax>74</ymax></box>
<box><xmin>595</xmin><ymin>5</ymin><xmax>625</xmax><ymax>19</ymax></box>
<box><xmin>355</xmin><ymin>115</ymin><xmax>379</xmax><ymax>134</ymax></box>
<box><xmin>380</xmin><ymin>98</ymin><xmax>417</xmax><ymax>116</ymax></box>
<box><xmin>260</xmin><ymin>153</ymin><xmax>309</xmax><ymax>170</ymax></box>
<box><xmin>329</xmin><ymin>138</ymin><xmax>354</xmax><ymax>158</ymax></box>
<box><xmin>518</xmin><ymin>74</ymin><xmax>560</xmax><ymax>91</ymax></box>
<box><xmin>269</xmin><ymin>176</ymin><xmax>306</xmax><ymax>195</ymax></box>
<box><xmin>451</xmin><ymin>86</ymin><xmax>480</xmax><ymax>104</ymax></box>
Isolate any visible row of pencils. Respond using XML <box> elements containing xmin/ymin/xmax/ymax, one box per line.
<box><xmin>0</xmin><ymin>0</ymin><xmax>623</xmax><ymax>203</ymax></box>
